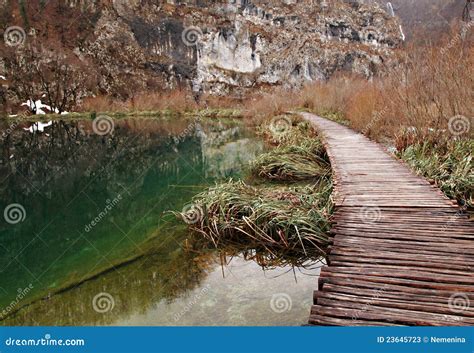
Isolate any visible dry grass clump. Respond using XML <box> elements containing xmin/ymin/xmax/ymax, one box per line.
<box><xmin>241</xmin><ymin>75</ymin><xmax>365</xmax><ymax>124</ymax></box>
<box><xmin>179</xmin><ymin>117</ymin><xmax>333</xmax><ymax>255</ymax></box>
<box><xmin>382</xmin><ymin>44</ymin><xmax>473</xmax><ymax>143</ymax></box>
<box><xmin>81</xmin><ymin>90</ymin><xmax>199</xmax><ymax>113</ymax></box>
<box><xmin>398</xmin><ymin>138</ymin><xmax>474</xmax><ymax>208</ymax></box>
<box><xmin>242</xmin><ymin>87</ymin><xmax>300</xmax><ymax>122</ymax></box>
<box><xmin>251</xmin><ymin>139</ymin><xmax>329</xmax><ymax>181</ymax></box>
<box><xmin>128</xmin><ymin>91</ymin><xmax>198</xmax><ymax>111</ymax></box>
<box><xmin>257</xmin><ymin>115</ymin><xmax>318</xmax><ymax>145</ymax></box>
<box><xmin>298</xmin><ymin>75</ymin><xmax>367</xmax><ymax>115</ymax></box>
<box><xmin>188</xmin><ymin>180</ymin><xmax>332</xmax><ymax>256</ymax></box>
<box><xmin>252</xmin><ymin>115</ymin><xmax>331</xmax><ymax>184</ymax></box>
<box><xmin>343</xmin><ymin>34</ymin><xmax>473</xmax><ymax>142</ymax></box>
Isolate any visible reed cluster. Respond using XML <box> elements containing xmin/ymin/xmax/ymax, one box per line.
<box><xmin>180</xmin><ymin>116</ymin><xmax>333</xmax><ymax>256</ymax></box>
<box><xmin>398</xmin><ymin>138</ymin><xmax>473</xmax><ymax>208</ymax></box>
<box><xmin>189</xmin><ymin>180</ymin><xmax>332</xmax><ymax>256</ymax></box>
<box><xmin>250</xmin><ymin>140</ymin><xmax>329</xmax><ymax>181</ymax></box>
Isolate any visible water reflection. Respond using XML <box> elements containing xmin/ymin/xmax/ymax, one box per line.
<box><xmin>2</xmin><ymin>239</ymin><xmax>322</xmax><ymax>326</ymax></box>
<box><xmin>0</xmin><ymin>118</ymin><xmax>261</xmax><ymax>317</ymax></box>
<box><xmin>0</xmin><ymin>117</ymin><xmax>321</xmax><ymax>326</ymax></box>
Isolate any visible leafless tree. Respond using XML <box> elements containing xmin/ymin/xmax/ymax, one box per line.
<box><xmin>4</xmin><ymin>44</ymin><xmax>95</xmax><ymax>114</ymax></box>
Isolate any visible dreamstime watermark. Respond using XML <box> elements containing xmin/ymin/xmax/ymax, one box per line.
<box><xmin>448</xmin><ymin>293</ymin><xmax>470</xmax><ymax>314</ymax></box>
<box><xmin>92</xmin><ymin>292</ymin><xmax>115</xmax><ymax>313</ymax></box>
<box><xmin>440</xmin><ymin>207</ymin><xmax>467</xmax><ymax>235</ymax></box>
<box><xmin>440</xmin><ymin>20</ymin><xmax>473</xmax><ymax>56</ymax></box>
<box><xmin>84</xmin><ymin>194</ymin><xmax>123</xmax><ymax>232</ymax></box>
<box><xmin>270</xmin><ymin>293</ymin><xmax>292</xmax><ymax>313</ymax></box>
<box><xmin>181</xmin><ymin>204</ymin><xmax>204</xmax><ymax>225</ymax></box>
<box><xmin>1</xmin><ymin>114</ymin><xmax>27</xmax><ymax>140</ymax></box>
<box><xmin>448</xmin><ymin>115</ymin><xmax>471</xmax><ymax>136</ymax></box>
<box><xmin>0</xmin><ymin>284</ymin><xmax>34</xmax><ymax>319</ymax></box>
<box><xmin>92</xmin><ymin>115</ymin><xmax>114</xmax><ymax>136</ymax></box>
<box><xmin>300</xmin><ymin>297</ymin><xmax>313</xmax><ymax>312</ymax></box>
<box><xmin>4</xmin><ymin>26</ymin><xmax>26</xmax><ymax>47</ymax></box>
<box><xmin>174</xmin><ymin>284</ymin><xmax>210</xmax><ymax>322</ymax></box>
<box><xmin>2</xmin><ymin>121</ymin><xmax>19</xmax><ymax>139</ymax></box>
<box><xmin>358</xmin><ymin>206</ymin><xmax>382</xmax><ymax>225</ymax></box>
<box><xmin>167</xmin><ymin>117</ymin><xmax>202</xmax><ymax>145</ymax></box>
<box><xmin>3</xmin><ymin>203</ymin><xmax>26</xmax><ymax>224</ymax></box>
<box><xmin>181</xmin><ymin>26</ymin><xmax>203</xmax><ymax>47</ymax></box>
<box><xmin>269</xmin><ymin>115</ymin><xmax>292</xmax><ymax>136</ymax></box>
<box><xmin>352</xmin><ymin>285</ymin><xmax>387</xmax><ymax>321</ymax></box>
<box><xmin>361</xmin><ymin>106</ymin><xmax>389</xmax><ymax>136</ymax></box>
<box><xmin>5</xmin><ymin>334</ymin><xmax>85</xmax><ymax>347</ymax></box>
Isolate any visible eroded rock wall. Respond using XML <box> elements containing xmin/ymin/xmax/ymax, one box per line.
<box><xmin>0</xmin><ymin>0</ymin><xmax>403</xmax><ymax>99</ymax></box>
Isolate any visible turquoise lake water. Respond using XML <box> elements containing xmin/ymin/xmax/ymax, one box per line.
<box><xmin>0</xmin><ymin>117</ymin><xmax>321</xmax><ymax>326</ymax></box>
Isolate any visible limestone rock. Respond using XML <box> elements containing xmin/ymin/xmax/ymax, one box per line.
<box><xmin>1</xmin><ymin>0</ymin><xmax>404</xmax><ymax>98</ymax></box>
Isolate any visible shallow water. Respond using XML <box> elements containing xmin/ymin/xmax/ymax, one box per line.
<box><xmin>0</xmin><ymin>117</ymin><xmax>321</xmax><ymax>326</ymax></box>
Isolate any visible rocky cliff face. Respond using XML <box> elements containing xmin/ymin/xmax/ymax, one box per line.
<box><xmin>0</xmin><ymin>0</ymin><xmax>403</xmax><ymax>100</ymax></box>
<box><xmin>373</xmin><ymin>0</ymin><xmax>465</xmax><ymax>40</ymax></box>
<box><xmin>192</xmin><ymin>0</ymin><xmax>402</xmax><ymax>95</ymax></box>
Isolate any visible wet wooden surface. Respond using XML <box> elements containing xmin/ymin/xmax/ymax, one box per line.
<box><xmin>301</xmin><ymin>113</ymin><xmax>474</xmax><ymax>326</ymax></box>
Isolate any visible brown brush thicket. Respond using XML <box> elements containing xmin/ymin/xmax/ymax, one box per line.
<box><xmin>243</xmin><ymin>27</ymin><xmax>473</xmax><ymax>143</ymax></box>
<box><xmin>80</xmin><ymin>31</ymin><xmax>473</xmax><ymax>139</ymax></box>
<box><xmin>4</xmin><ymin>43</ymin><xmax>96</xmax><ymax>114</ymax></box>
<box><xmin>379</xmin><ymin>38</ymin><xmax>473</xmax><ymax>145</ymax></box>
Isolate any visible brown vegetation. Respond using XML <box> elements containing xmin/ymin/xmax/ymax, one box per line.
<box><xmin>245</xmin><ymin>27</ymin><xmax>474</xmax><ymax>144</ymax></box>
<box><xmin>6</xmin><ymin>25</ymin><xmax>471</xmax><ymax>147</ymax></box>
<box><xmin>4</xmin><ymin>43</ymin><xmax>95</xmax><ymax>114</ymax></box>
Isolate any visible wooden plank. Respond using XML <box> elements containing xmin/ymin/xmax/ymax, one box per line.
<box><xmin>320</xmin><ymin>266</ymin><xmax>474</xmax><ymax>292</ymax></box>
<box><xmin>329</xmin><ymin>256</ymin><xmax>473</xmax><ymax>272</ymax></box>
<box><xmin>329</xmin><ymin>248</ymin><xmax>474</xmax><ymax>264</ymax></box>
<box><xmin>314</xmin><ymin>299</ymin><xmax>472</xmax><ymax>325</ymax></box>
<box><xmin>308</xmin><ymin>314</ymin><xmax>404</xmax><ymax>326</ymax></box>
<box><xmin>314</xmin><ymin>291</ymin><xmax>474</xmax><ymax>317</ymax></box>
<box><xmin>328</xmin><ymin>244</ymin><xmax>474</xmax><ymax>259</ymax></box>
<box><xmin>310</xmin><ymin>305</ymin><xmax>464</xmax><ymax>326</ymax></box>
<box><xmin>320</xmin><ymin>276</ymin><xmax>474</xmax><ymax>298</ymax></box>
<box><xmin>332</xmin><ymin>237</ymin><xmax>474</xmax><ymax>255</ymax></box>
<box><xmin>316</xmin><ymin>284</ymin><xmax>474</xmax><ymax>304</ymax></box>
<box><xmin>301</xmin><ymin>113</ymin><xmax>474</xmax><ymax>327</ymax></box>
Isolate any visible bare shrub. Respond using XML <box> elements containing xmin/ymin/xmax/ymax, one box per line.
<box><xmin>81</xmin><ymin>90</ymin><xmax>200</xmax><ymax>113</ymax></box>
<box><xmin>244</xmin><ymin>87</ymin><xmax>299</xmax><ymax>121</ymax></box>
<box><xmin>4</xmin><ymin>44</ymin><xmax>95</xmax><ymax>113</ymax></box>
<box><xmin>127</xmin><ymin>90</ymin><xmax>197</xmax><ymax>111</ymax></box>
<box><xmin>381</xmin><ymin>32</ymin><xmax>473</xmax><ymax>143</ymax></box>
<box><xmin>301</xmin><ymin>75</ymin><xmax>367</xmax><ymax>115</ymax></box>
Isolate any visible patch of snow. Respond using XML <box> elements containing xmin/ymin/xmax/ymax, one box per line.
<box><xmin>8</xmin><ymin>114</ymin><xmax>18</xmax><ymax>118</ymax></box>
<box><xmin>0</xmin><ymin>75</ymin><xmax>6</xmax><ymax>80</ymax></box>
<box><xmin>23</xmin><ymin>121</ymin><xmax>53</xmax><ymax>133</ymax></box>
<box><xmin>21</xmin><ymin>99</ymin><xmax>61</xmax><ymax>115</ymax></box>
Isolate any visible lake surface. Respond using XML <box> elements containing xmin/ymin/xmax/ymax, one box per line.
<box><xmin>0</xmin><ymin>116</ymin><xmax>321</xmax><ymax>326</ymax></box>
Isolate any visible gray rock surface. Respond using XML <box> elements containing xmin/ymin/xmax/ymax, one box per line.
<box><xmin>0</xmin><ymin>0</ymin><xmax>404</xmax><ymax>98</ymax></box>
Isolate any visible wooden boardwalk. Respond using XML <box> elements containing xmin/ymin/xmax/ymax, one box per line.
<box><xmin>300</xmin><ymin>113</ymin><xmax>474</xmax><ymax>326</ymax></box>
